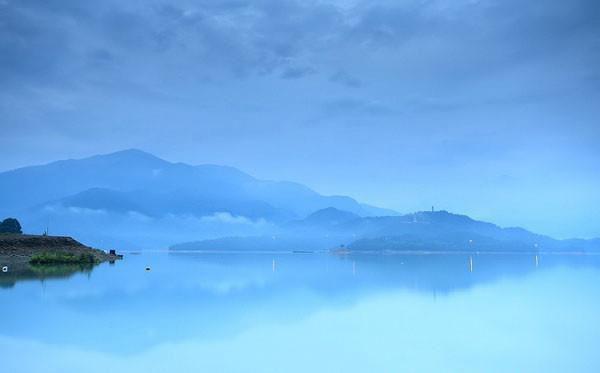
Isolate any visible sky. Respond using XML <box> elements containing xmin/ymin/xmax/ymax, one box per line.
<box><xmin>1</xmin><ymin>0</ymin><xmax>599</xmax><ymax>238</ymax></box>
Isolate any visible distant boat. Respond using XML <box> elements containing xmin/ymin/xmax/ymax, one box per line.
<box><xmin>331</xmin><ymin>244</ymin><xmax>351</xmax><ymax>255</ymax></box>
<box><xmin>332</xmin><ymin>247</ymin><xmax>351</xmax><ymax>255</ymax></box>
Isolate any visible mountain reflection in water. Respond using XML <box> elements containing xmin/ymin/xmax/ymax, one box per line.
<box><xmin>1</xmin><ymin>251</ymin><xmax>600</xmax><ymax>373</ymax></box>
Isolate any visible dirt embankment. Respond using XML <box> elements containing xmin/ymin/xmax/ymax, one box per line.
<box><xmin>0</xmin><ymin>234</ymin><xmax>120</xmax><ymax>267</ymax></box>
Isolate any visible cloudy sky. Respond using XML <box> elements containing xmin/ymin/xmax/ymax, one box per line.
<box><xmin>1</xmin><ymin>0</ymin><xmax>599</xmax><ymax>238</ymax></box>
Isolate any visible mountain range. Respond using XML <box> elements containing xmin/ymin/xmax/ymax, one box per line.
<box><xmin>1</xmin><ymin>149</ymin><xmax>597</xmax><ymax>252</ymax></box>
<box><xmin>0</xmin><ymin>149</ymin><xmax>394</xmax><ymax>248</ymax></box>
<box><xmin>173</xmin><ymin>207</ymin><xmax>600</xmax><ymax>253</ymax></box>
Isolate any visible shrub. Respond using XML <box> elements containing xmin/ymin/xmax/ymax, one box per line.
<box><xmin>0</xmin><ymin>218</ymin><xmax>22</xmax><ymax>234</ymax></box>
<box><xmin>30</xmin><ymin>251</ymin><xmax>98</xmax><ymax>265</ymax></box>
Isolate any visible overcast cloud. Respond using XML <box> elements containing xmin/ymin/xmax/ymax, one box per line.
<box><xmin>1</xmin><ymin>0</ymin><xmax>599</xmax><ymax>237</ymax></box>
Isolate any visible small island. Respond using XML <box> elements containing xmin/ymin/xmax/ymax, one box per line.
<box><xmin>0</xmin><ymin>217</ymin><xmax>121</xmax><ymax>279</ymax></box>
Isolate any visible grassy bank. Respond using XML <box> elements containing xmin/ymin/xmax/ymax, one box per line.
<box><xmin>29</xmin><ymin>251</ymin><xmax>99</xmax><ymax>265</ymax></box>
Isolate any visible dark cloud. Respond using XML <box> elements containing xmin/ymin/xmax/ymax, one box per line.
<box><xmin>329</xmin><ymin>71</ymin><xmax>361</xmax><ymax>88</ymax></box>
<box><xmin>1</xmin><ymin>0</ymin><xmax>598</xmax><ymax>122</ymax></box>
<box><xmin>322</xmin><ymin>98</ymin><xmax>393</xmax><ymax>117</ymax></box>
<box><xmin>281</xmin><ymin>66</ymin><xmax>316</xmax><ymax>79</ymax></box>
<box><xmin>1</xmin><ymin>0</ymin><xmax>599</xmax><ymax>89</ymax></box>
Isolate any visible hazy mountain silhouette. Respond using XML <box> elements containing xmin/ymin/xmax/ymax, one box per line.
<box><xmin>2</xmin><ymin>150</ymin><xmax>596</xmax><ymax>251</ymax></box>
<box><xmin>0</xmin><ymin>149</ymin><xmax>395</xmax><ymax>248</ymax></box>
<box><xmin>0</xmin><ymin>149</ymin><xmax>393</xmax><ymax>218</ymax></box>
<box><xmin>290</xmin><ymin>207</ymin><xmax>360</xmax><ymax>227</ymax></box>
<box><xmin>173</xmin><ymin>209</ymin><xmax>600</xmax><ymax>253</ymax></box>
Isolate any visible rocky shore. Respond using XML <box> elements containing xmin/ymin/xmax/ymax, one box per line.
<box><xmin>0</xmin><ymin>234</ymin><xmax>121</xmax><ymax>270</ymax></box>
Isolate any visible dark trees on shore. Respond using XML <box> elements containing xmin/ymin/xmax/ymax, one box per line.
<box><xmin>0</xmin><ymin>218</ymin><xmax>22</xmax><ymax>234</ymax></box>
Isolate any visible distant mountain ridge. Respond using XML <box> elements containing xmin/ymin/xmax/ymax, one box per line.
<box><xmin>173</xmin><ymin>208</ymin><xmax>600</xmax><ymax>253</ymax></box>
<box><xmin>0</xmin><ymin>149</ymin><xmax>396</xmax><ymax>248</ymax></box>
<box><xmin>290</xmin><ymin>207</ymin><xmax>360</xmax><ymax>227</ymax></box>
<box><xmin>2</xmin><ymin>150</ymin><xmax>596</xmax><ymax>251</ymax></box>
<box><xmin>0</xmin><ymin>149</ymin><xmax>394</xmax><ymax>218</ymax></box>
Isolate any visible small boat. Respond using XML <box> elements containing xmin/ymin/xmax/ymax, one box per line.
<box><xmin>331</xmin><ymin>244</ymin><xmax>351</xmax><ymax>255</ymax></box>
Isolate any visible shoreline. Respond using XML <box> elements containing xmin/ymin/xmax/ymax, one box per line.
<box><xmin>0</xmin><ymin>234</ymin><xmax>122</xmax><ymax>268</ymax></box>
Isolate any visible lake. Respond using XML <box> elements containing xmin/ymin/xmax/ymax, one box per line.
<box><xmin>2</xmin><ymin>252</ymin><xmax>600</xmax><ymax>372</ymax></box>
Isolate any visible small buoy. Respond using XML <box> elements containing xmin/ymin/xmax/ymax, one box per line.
<box><xmin>1</xmin><ymin>266</ymin><xmax>7</xmax><ymax>273</ymax></box>
<box><xmin>145</xmin><ymin>267</ymin><xmax>151</xmax><ymax>271</ymax></box>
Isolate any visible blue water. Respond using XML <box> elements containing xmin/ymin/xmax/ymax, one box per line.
<box><xmin>2</xmin><ymin>252</ymin><xmax>600</xmax><ymax>372</ymax></box>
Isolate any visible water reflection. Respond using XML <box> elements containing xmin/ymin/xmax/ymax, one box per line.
<box><xmin>0</xmin><ymin>262</ymin><xmax>95</xmax><ymax>288</ymax></box>
<box><xmin>1</xmin><ymin>252</ymin><xmax>600</xmax><ymax>372</ymax></box>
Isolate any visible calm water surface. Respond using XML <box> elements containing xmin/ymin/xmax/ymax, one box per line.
<box><xmin>2</xmin><ymin>252</ymin><xmax>600</xmax><ymax>372</ymax></box>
